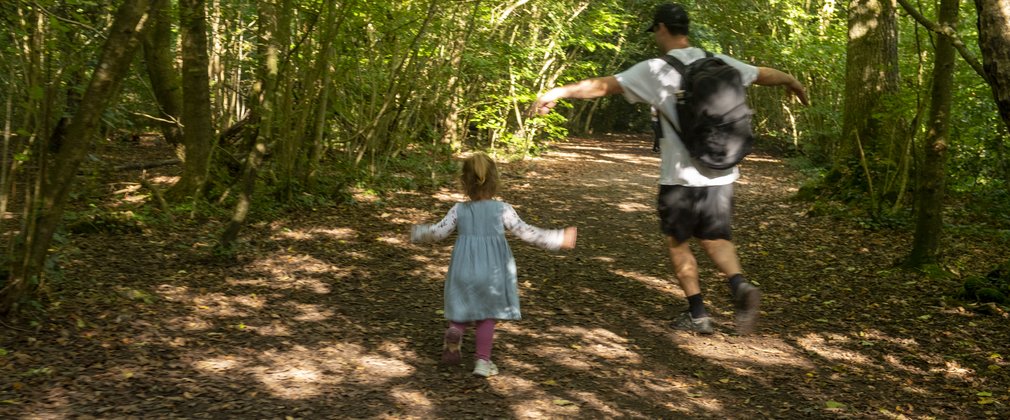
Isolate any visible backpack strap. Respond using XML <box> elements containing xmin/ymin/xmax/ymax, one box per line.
<box><xmin>657</xmin><ymin>50</ymin><xmax>713</xmax><ymax>75</ymax></box>
<box><xmin>653</xmin><ymin>50</ymin><xmax>715</xmax><ymax>148</ymax></box>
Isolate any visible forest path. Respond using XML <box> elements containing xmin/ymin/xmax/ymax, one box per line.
<box><xmin>1</xmin><ymin>134</ymin><xmax>1008</xmax><ymax>418</ymax></box>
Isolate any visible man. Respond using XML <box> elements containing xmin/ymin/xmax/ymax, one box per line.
<box><xmin>533</xmin><ymin>3</ymin><xmax>809</xmax><ymax>335</ymax></box>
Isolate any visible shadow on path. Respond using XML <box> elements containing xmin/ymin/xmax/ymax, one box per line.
<box><xmin>1</xmin><ymin>134</ymin><xmax>1008</xmax><ymax>418</ymax></box>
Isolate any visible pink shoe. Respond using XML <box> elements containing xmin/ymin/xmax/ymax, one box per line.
<box><xmin>441</xmin><ymin>327</ymin><xmax>463</xmax><ymax>366</ymax></box>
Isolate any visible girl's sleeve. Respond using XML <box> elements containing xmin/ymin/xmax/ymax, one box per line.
<box><xmin>501</xmin><ymin>204</ymin><xmax>565</xmax><ymax>250</ymax></box>
<box><xmin>411</xmin><ymin>204</ymin><xmax>459</xmax><ymax>243</ymax></box>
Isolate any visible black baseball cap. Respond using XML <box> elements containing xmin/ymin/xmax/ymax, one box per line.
<box><xmin>646</xmin><ymin>3</ymin><xmax>689</xmax><ymax>34</ymax></box>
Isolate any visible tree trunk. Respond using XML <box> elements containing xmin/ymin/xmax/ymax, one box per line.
<box><xmin>839</xmin><ymin>0</ymin><xmax>899</xmax><ymax>167</ymax></box>
<box><xmin>304</xmin><ymin>1</ymin><xmax>346</xmax><ymax>190</ymax></box>
<box><xmin>220</xmin><ymin>0</ymin><xmax>279</xmax><ymax>248</ymax></box>
<box><xmin>974</xmin><ymin>0</ymin><xmax>1010</xmax><ymax>134</ymax></box>
<box><xmin>168</xmin><ymin>0</ymin><xmax>216</xmax><ymax>201</ymax></box>
<box><xmin>1</xmin><ymin>0</ymin><xmax>153</xmax><ymax>315</ymax></box>
<box><xmin>270</xmin><ymin>0</ymin><xmax>297</xmax><ymax>202</ymax></box>
<box><xmin>141</xmin><ymin>0</ymin><xmax>184</xmax><ymax>146</ymax></box>
<box><xmin>907</xmin><ymin>0</ymin><xmax>959</xmax><ymax>268</ymax></box>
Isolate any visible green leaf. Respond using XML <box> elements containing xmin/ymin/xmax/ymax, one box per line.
<box><xmin>825</xmin><ymin>401</ymin><xmax>845</xmax><ymax>409</ymax></box>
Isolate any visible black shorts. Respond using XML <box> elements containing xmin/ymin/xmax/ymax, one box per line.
<box><xmin>657</xmin><ymin>184</ymin><xmax>734</xmax><ymax>242</ymax></box>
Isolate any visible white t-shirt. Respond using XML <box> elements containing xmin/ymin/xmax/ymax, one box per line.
<box><xmin>615</xmin><ymin>47</ymin><xmax>759</xmax><ymax>186</ymax></box>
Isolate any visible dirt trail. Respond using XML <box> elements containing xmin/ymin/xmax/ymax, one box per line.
<box><xmin>1</xmin><ymin>134</ymin><xmax>1007</xmax><ymax>418</ymax></box>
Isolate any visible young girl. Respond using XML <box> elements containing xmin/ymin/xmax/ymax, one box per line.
<box><xmin>411</xmin><ymin>153</ymin><xmax>577</xmax><ymax>377</ymax></box>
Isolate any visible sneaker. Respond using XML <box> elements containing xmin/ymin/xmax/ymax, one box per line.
<box><xmin>733</xmin><ymin>283</ymin><xmax>761</xmax><ymax>335</ymax></box>
<box><xmin>441</xmin><ymin>327</ymin><xmax>463</xmax><ymax>366</ymax></box>
<box><xmin>672</xmin><ymin>311</ymin><xmax>714</xmax><ymax>334</ymax></box>
<box><xmin>472</xmin><ymin>359</ymin><xmax>499</xmax><ymax>377</ymax></box>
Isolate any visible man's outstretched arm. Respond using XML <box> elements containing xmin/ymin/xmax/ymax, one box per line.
<box><xmin>755</xmin><ymin>67</ymin><xmax>810</xmax><ymax>106</ymax></box>
<box><xmin>533</xmin><ymin>76</ymin><xmax>624</xmax><ymax>115</ymax></box>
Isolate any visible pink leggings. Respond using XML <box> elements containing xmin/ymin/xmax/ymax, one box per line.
<box><xmin>449</xmin><ymin>319</ymin><xmax>496</xmax><ymax>361</ymax></box>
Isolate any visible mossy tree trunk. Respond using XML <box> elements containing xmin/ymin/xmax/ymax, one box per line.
<box><xmin>837</xmin><ymin>0</ymin><xmax>900</xmax><ymax>208</ymax></box>
<box><xmin>141</xmin><ymin>0</ymin><xmax>184</xmax><ymax>147</ymax></box>
<box><xmin>168</xmin><ymin>0</ymin><xmax>216</xmax><ymax>202</ymax></box>
<box><xmin>907</xmin><ymin>0</ymin><xmax>960</xmax><ymax>268</ymax></box>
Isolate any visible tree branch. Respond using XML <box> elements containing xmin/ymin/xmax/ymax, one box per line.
<box><xmin>896</xmin><ymin>0</ymin><xmax>987</xmax><ymax>81</ymax></box>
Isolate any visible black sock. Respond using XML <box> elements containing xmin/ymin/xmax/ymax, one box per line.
<box><xmin>728</xmin><ymin>274</ymin><xmax>745</xmax><ymax>295</ymax></box>
<box><xmin>687</xmin><ymin>293</ymin><xmax>707</xmax><ymax>318</ymax></box>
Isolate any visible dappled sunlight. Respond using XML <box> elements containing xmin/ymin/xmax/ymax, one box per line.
<box><xmin>113</xmin><ymin>183</ymin><xmax>149</xmax><ymax>204</ymax></box>
<box><xmin>936</xmin><ymin>359</ymin><xmax>974</xmax><ymax>380</ymax></box>
<box><xmin>547</xmin><ymin>326</ymin><xmax>641</xmax><ymax>364</ymax></box>
<box><xmin>162</xmin><ymin>315</ymin><xmax>213</xmax><ymax>332</ymax></box>
<box><xmin>675</xmin><ymin>333</ymin><xmax>817</xmax><ymax>372</ymax></box>
<box><xmin>615</xmin><ymin>201</ymin><xmax>651</xmax><ymax>213</ymax></box>
<box><xmin>600</xmin><ymin>152</ymin><xmax>660</xmax><ymax>166</ymax></box>
<box><xmin>546</xmin><ymin>151</ymin><xmax>586</xmax><ymax>160</ymax></box>
<box><xmin>744</xmin><ymin>156</ymin><xmax>783</xmax><ymax>164</ymax></box>
<box><xmin>397</xmin><ymin>205</ymin><xmax>451</xmax><ymax>223</ymax></box>
<box><xmin>532</xmin><ymin>345</ymin><xmax>593</xmax><ymax>371</ymax></box>
<box><xmin>252</xmin><ymin>354</ymin><xmax>326</xmax><ymax>399</ymax></box>
<box><xmin>795</xmin><ymin>333</ymin><xmax>875</xmax><ymax>367</ymax></box>
<box><xmin>860</xmin><ymin>329</ymin><xmax>920</xmax><ymax>349</ymax></box>
<box><xmin>624</xmin><ymin>376</ymin><xmax>726</xmax><ymax>413</ymax></box>
<box><xmin>149</xmin><ymin>175</ymin><xmax>178</xmax><ymax>185</ymax></box>
<box><xmin>490</xmin><ymin>377</ymin><xmax>559</xmax><ymax>417</ymax></box>
<box><xmin>611</xmin><ymin>269</ymin><xmax>681</xmax><ymax>297</ymax></box>
<box><xmin>565</xmin><ymin>391</ymin><xmax>623</xmax><ymax>417</ymax></box>
<box><xmin>390</xmin><ymin>386</ymin><xmax>434</xmax><ymax>416</ymax></box>
<box><xmin>188</xmin><ymin>342</ymin><xmax>417</xmax><ymax>401</ymax></box>
<box><xmin>249</xmin><ymin>320</ymin><xmax>293</xmax><ymax>336</ymax></box>
<box><xmin>192</xmin><ymin>293</ymin><xmax>258</xmax><ymax>317</ymax></box>
<box><xmin>156</xmin><ymin>284</ymin><xmax>191</xmax><ymax>303</ymax></box>
<box><xmin>194</xmin><ymin>355</ymin><xmax>245</xmax><ymax>374</ymax></box>
<box><xmin>283</xmin><ymin>302</ymin><xmax>334</xmax><ymax>322</ymax></box>
<box><xmin>849</xmin><ymin>17</ymin><xmax>880</xmax><ymax>40</ymax></box>
<box><xmin>241</xmin><ymin>255</ymin><xmax>337</xmax><ymax>293</ymax></box>
<box><xmin>430</xmin><ymin>190</ymin><xmax>466</xmax><ymax>203</ymax></box>
<box><xmin>305</xmin><ymin>227</ymin><xmax>357</xmax><ymax>240</ymax></box>
<box><xmin>377</xmin><ymin>234</ymin><xmax>406</xmax><ymax>246</ymax></box>
<box><xmin>274</xmin><ymin>229</ymin><xmax>315</xmax><ymax>241</ymax></box>
<box><xmin>358</xmin><ymin>354</ymin><xmax>415</xmax><ymax>380</ymax></box>
<box><xmin>882</xmin><ymin>354</ymin><xmax>928</xmax><ymax>375</ymax></box>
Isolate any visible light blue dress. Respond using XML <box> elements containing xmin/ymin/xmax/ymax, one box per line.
<box><xmin>412</xmin><ymin>200</ymin><xmax>565</xmax><ymax>322</ymax></box>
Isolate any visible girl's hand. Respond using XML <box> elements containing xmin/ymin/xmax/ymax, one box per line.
<box><xmin>560</xmin><ymin>227</ymin><xmax>577</xmax><ymax>249</ymax></box>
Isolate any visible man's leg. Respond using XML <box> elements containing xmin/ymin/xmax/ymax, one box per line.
<box><xmin>666</xmin><ymin>236</ymin><xmax>701</xmax><ymax>297</ymax></box>
<box><xmin>666</xmin><ymin>236</ymin><xmax>714</xmax><ymax>334</ymax></box>
<box><xmin>699</xmin><ymin>239</ymin><xmax>742</xmax><ymax>281</ymax></box>
<box><xmin>700</xmin><ymin>238</ymin><xmax>760</xmax><ymax>334</ymax></box>
<box><xmin>659</xmin><ymin>185</ymin><xmax>713</xmax><ymax>334</ymax></box>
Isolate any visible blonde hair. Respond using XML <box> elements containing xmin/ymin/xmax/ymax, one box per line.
<box><xmin>461</xmin><ymin>153</ymin><xmax>499</xmax><ymax>200</ymax></box>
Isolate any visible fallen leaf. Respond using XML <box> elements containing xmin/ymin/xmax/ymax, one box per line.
<box><xmin>825</xmin><ymin>401</ymin><xmax>845</xmax><ymax>409</ymax></box>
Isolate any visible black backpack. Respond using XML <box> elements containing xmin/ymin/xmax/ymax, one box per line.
<box><xmin>657</xmin><ymin>51</ymin><xmax>754</xmax><ymax>170</ymax></box>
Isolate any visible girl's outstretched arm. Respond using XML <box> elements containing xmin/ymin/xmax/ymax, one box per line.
<box><xmin>502</xmin><ymin>204</ymin><xmax>575</xmax><ymax>250</ymax></box>
<box><xmin>411</xmin><ymin>204</ymin><xmax>459</xmax><ymax>243</ymax></box>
